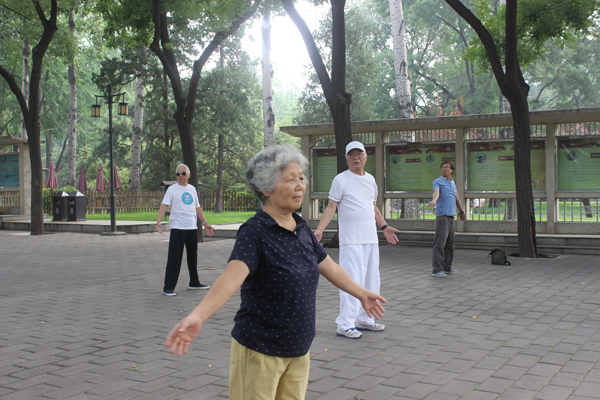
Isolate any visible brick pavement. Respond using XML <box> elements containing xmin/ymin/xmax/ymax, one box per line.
<box><xmin>1</xmin><ymin>230</ymin><xmax>599</xmax><ymax>399</ymax></box>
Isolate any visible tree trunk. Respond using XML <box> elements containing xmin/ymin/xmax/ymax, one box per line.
<box><xmin>0</xmin><ymin>0</ymin><xmax>59</xmax><ymax>235</ymax></box>
<box><xmin>21</xmin><ymin>37</ymin><xmax>29</xmax><ymax>140</ymax></box>
<box><xmin>161</xmin><ymin>72</ymin><xmax>171</xmax><ymax>181</ymax></box>
<box><xmin>400</xmin><ymin>199</ymin><xmax>419</xmax><ymax>219</ymax></box>
<box><xmin>331</xmin><ymin>95</ymin><xmax>353</xmax><ymax>174</ymax></box>
<box><xmin>149</xmin><ymin>0</ymin><xmax>258</xmax><ymax>242</ymax></box>
<box><xmin>170</xmin><ymin>96</ymin><xmax>204</xmax><ymax>243</ymax></box>
<box><xmin>282</xmin><ymin>0</ymin><xmax>352</xmax><ymax>249</ymax></box>
<box><xmin>54</xmin><ymin>132</ymin><xmax>68</xmax><ymax>172</ymax></box>
<box><xmin>261</xmin><ymin>9</ymin><xmax>275</xmax><ymax>148</ymax></box>
<box><xmin>175</xmin><ymin>116</ymin><xmax>198</xmax><ymax>189</ymax></box>
<box><xmin>504</xmin><ymin>198</ymin><xmax>516</xmax><ymax>221</ymax></box>
<box><xmin>45</xmin><ymin>134</ymin><xmax>52</xmax><ymax>169</ymax></box>
<box><xmin>66</xmin><ymin>10</ymin><xmax>77</xmax><ymax>187</ymax></box>
<box><xmin>389</xmin><ymin>0</ymin><xmax>413</xmax><ymax>118</ymax></box>
<box><xmin>216</xmin><ymin>133</ymin><xmax>224</xmax><ymax>213</ymax></box>
<box><xmin>511</xmin><ymin>94</ymin><xmax>538</xmax><ymax>257</ymax></box>
<box><xmin>501</xmin><ymin>98</ymin><xmax>516</xmax><ymax>221</ymax></box>
<box><xmin>282</xmin><ymin>0</ymin><xmax>353</xmax><ymax>173</ymax></box>
<box><xmin>443</xmin><ymin>0</ymin><xmax>538</xmax><ymax>257</ymax></box>
<box><xmin>129</xmin><ymin>75</ymin><xmax>144</xmax><ymax>193</ymax></box>
<box><xmin>582</xmin><ymin>198</ymin><xmax>592</xmax><ymax>218</ymax></box>
<box><xmin>149</xmin><ymin>0</ymin><xmax>258</xmax><ymax>195</ymax></box>
<box><xmin>330</xmin><ymin>0</ymin><xmax>353</xmax><ymax>173</ymax></box>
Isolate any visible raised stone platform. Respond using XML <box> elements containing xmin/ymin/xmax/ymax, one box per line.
<box><xmin>0</xmin><ymin>216</ymin><xmax>167</xmax><ymax>234</ymax></box>
<box><xmin>321</xmin><ymin>229</ymin><xmax>600</xmax><ymax>256</ymax></box>
<box><xmin>2</xmin><ymin>216</ymin><xmax>598</xmax><ymax>254</ymax></box>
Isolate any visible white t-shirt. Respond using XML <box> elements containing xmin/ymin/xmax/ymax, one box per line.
<box><xmin>328</xmin><ymin>170</ymin><xmax>378</xmax><ymax>246</ymax></box>
<box><xmin>162</xmin><ymin>183</ymin><xmax>200</xmax><ymax>230</ymax></box>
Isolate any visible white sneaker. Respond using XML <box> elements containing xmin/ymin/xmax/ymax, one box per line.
<box><xmin>336</xmin><ymin>327</ymin><xmax>363</xmax><ymax>339</ymax></box>
<box><xmin>355</xmin><ymin>321</ymin><xmax>385</xmax><ymax>331</ymax></box>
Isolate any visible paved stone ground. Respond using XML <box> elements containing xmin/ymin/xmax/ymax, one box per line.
<box><xmin>1</xmin><ymin>230</ymin><xmax>599</xmax><ymax>400</ymax></box>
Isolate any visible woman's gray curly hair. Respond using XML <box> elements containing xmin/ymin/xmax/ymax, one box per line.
<box><xmin>246</xmin><ymin>145</ymin><xmax>308</xmax><ymax>205</ymax></box>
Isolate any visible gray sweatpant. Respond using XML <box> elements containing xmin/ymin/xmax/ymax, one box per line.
<box><xmin>432</xmin><ymin>216</ymin><xmax>455</xmax><ymax>273</ymax></box>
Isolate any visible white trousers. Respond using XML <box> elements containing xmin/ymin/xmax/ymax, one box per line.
<box><xmin>336</xmin><ymin>243</ymin><xmax>380</xmax><ymax>330</ymax></box>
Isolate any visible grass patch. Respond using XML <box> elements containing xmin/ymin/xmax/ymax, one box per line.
<box><xmin>85</xmin><ymin>210</ymin><xmax>257</xmax><ymax>224</ymax></box>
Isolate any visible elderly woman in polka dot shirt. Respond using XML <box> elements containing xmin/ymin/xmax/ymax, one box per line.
<box><xmin>165</xmin><ymin>145</ymin><xmax>386</xmax><ymax>399</ymax></box>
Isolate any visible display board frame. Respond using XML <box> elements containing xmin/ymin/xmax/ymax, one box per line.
<box><xmin>384</xmin><ymin>142</ymin><xmax>456</xmax><ymax>193</ymax></box>
<box><xmin>0</xmin><ymin>153</ymin><xmax>20</xmax><ymax>188</ymax></box>
<box><xmin>556</xmin><ymin>136</ymin><xmax>600</xmax><ymax>192</ymax></box>
<box><xmin>465</xmin><ymin>138</ymin><xmax>546</xmax><ymax>193</ymax></box>
<box><xmin>311</xmin><ymin>146</ymin><xmax>375</xmax><ymax>193</ymax></box>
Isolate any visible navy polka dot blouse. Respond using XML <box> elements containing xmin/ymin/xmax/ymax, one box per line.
<box><xmin>229</xmin><ymin>210</ymin><xmax>328</xmax><ymax>357</ymax></box>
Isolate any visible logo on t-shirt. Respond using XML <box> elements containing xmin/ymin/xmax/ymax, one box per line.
<box><xmin>181</xmin><ymin>192</ymin><xmax>194</xmax><ymax>205</ymax></box>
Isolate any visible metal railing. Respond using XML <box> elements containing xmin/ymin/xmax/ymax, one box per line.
<box><xmin>558</xmin><ymin>198</ymin><xmax>600</xmax><ymax>222</ymax></box>
<box><xmin>0</xmin><ymin>190</ymin><xmax>20</xmax><ymax>208</ymax></box>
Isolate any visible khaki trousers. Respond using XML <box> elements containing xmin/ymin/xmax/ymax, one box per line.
<box><xmin>229</xmin><ymin>338</ymin><xmax>310</xmax><ymax>400</ymax></box>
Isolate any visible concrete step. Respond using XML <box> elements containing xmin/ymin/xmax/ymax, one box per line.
<box><xmin>3</xmin><ymin>218</ymin><xmax>598</xmax><ymax>255</ymax></box>
<box><xmin>1</xmin><ymin>218</ymin><xmax>165</xmax><ymax>234</ymax></box>
<box><xmin>318</xmin><ymin>230</ymin><xmax>600</xmax><ymax>256</ymax></box>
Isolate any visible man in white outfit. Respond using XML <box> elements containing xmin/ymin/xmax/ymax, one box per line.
<box><xmin>315</xmin><ymin>141</ymin><xmax>400</xmax><ymax>339</ymax></box>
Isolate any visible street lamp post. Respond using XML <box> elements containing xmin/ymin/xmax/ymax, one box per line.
<box><xmin>91</xmin><ymin>84</ymin><xmax>128</xmax><ymax>234</ymax></box>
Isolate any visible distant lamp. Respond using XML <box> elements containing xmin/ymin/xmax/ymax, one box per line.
<box><xmin>91</xmin><ymin>104</ymin><xmax>101</xmax><ymax>118</ymax></box>
<box><xmin>118</xmin><ymin>102</ymin><xmax>129</xmax><ymax>116</ymax></box>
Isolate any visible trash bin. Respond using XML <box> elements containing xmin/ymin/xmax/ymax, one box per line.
<box><xmin>52</xmin><ymin>192</ymin><xmax>69</xmax><ymax>221</ymax></box>
<box><xmin>67</xmin><ymin>191</ymin><xmax>87</xmax><ymax>221</ymax></box>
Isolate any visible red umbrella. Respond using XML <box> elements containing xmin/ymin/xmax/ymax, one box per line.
<box><xmin>76</xmin><ymin>166</ymin><xmax>88</xmax><ymax>192</ymax></box>
<box><xmin>46</xmin><ymin>162</ymin><xmax>58</xmax><ymax>188</ymax></box>
<box><xmin>96</xmin><ymin>164</ymin><xmax>106</xmax><ymax>191</ymax></box>
<box><xmin>108</xmin><ymin>164</ymin><xmax>122</xmax><ymax>190</ymax></box>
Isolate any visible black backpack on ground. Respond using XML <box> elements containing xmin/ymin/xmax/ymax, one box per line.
<box><xmin>488</xmin><ymin>248</ymin><xmax>511</xmax><ymax>266</ymax></box>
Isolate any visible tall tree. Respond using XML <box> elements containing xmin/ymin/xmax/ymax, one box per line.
<box><xmin>389</xmin><ymin>0</ymin><xmax>416</xmax><ymax>218</ymax></box>
<box><xmin>261</xmin><ymin>7</ymin><xmax>275</xmax><ymax>147</ymax></box>
<box><xmin>295</xmin><ymin>1</ymin><xmax>398</xmax><ymax>124</ymax></box>
<box><xmin>21</xmin><ymin>37</ymin><xmax>30</xmax><ymax>139</ymax></box>
<box><xmin>402</xmin><ymin>0</ymin><xmax>499</xmax><ymax>115</ymax></box>
<box><xmin>65</xmin><ymin>9</ymin><xmax>77</xmax><ymax>186</ymax></box>
<box><xmin>129</xmin><ymin>74</ymin><xmax>144</xmax><ymax>192</ymax></box>
<box><xmin>282</xmin><ymin>0</ymin><xmax>353</xmax><ymax>173</ymax></box>
<box><xmin>389</xmin><ymin>0</ymin><xmax>413</xmax><ymax>118</ymax></box>
<box><xmin>216</xmin><ymin>48</ymin><xmax>226</xmax><ymax>213</ymax></box>
<box><xmin>148</xmin><ymin>0</ymin><xmax>259</xmax><ymax>195</ymax></box>
<box><xmin>194</xmin><ymin>39</ymin><xmax>262</xmax><ymax>207</ymax></box>
<box><xmin>444</xmin><ymin>0</ymin><xmax>599</xmax><ymax>257</ymax></box>
<box><xmin>0</xmin><ymin>0</ymin><xmax>58</xmax><ymax>235</ymax></box>
<box><xmin>526</xmin><ymin>32</ymin><xmax>600</xmax><ymax>110</ymax></box>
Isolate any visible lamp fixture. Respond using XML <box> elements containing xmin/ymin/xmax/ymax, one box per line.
<box><xmin>118</xmin><ymin>102</ymin><xmax>128</xmax><ymax>116</ymax></box>
<box><xmin>91</xmin><ymin>104</ymin><xmax>101</xmax><ymax>118</ymax></box>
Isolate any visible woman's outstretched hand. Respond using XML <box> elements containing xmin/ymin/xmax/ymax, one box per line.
<box><xmin>360</xmin><ymin>292</ymin><xmax>386</xmax><ymax>320</ymax></box>
<box><xmin>164</xmin><ymin>315</ymin><xmax>203</xmax><ymax>357</ymax></box>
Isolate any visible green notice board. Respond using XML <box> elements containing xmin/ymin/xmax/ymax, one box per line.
<box><xmin>557</xmin><ymin>137</ymin><xmax>600</xmax><ymax>191</ymax></box>
<box><xmin>0</xmin><ymin>153</ymin><xmax>19</xmax><ymax>187</ymax></box>
<box><xmin>386</xmin><ymin>143</ymin><xmax>456</xmax><ymax>191</ymax></box>
<box><xmin>467</xmin><ymin>141</ymin><xmax>546</xmax><ymax>191</ymax></box>
<box><xmin>312</xmin><ymin>147</ymin><xmax>375</xmax><ymax>192</ymax></box>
